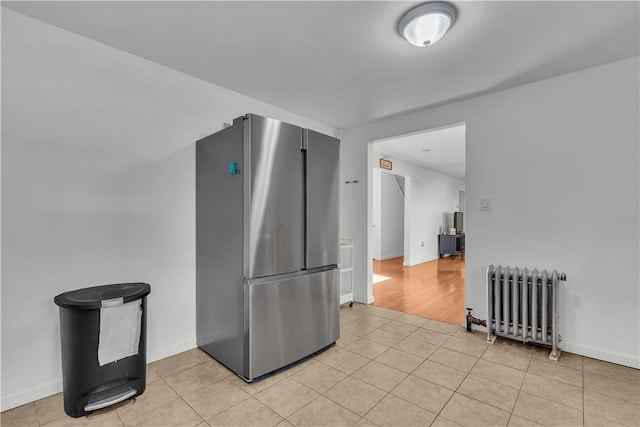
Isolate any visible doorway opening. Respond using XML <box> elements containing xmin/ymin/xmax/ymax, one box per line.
<box><xmin>368</xmin><ymin>123</ymin><xmax>466</xmax><ymax>325</ymax></box>
<box><xmin>372</xmin><ymin>169</ymin><xmax>405</xmax><ymax>263</ymax></box>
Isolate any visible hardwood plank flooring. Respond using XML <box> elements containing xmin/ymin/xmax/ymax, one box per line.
<box><xmin>372</xmin><ymin>256</ymin><xmax>465</xmax><ymax>325</ymax></box>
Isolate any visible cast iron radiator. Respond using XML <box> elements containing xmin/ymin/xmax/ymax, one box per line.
<box><xmin>487</xmin><ymin>265</ymin><xmax>566</xmax><ymax>360</ymax></box>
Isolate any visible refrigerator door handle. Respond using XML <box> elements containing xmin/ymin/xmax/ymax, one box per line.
<box><xmin>303</xmin><ymin>131</ymin><xmax>309</xmax><ymax>269</ymax></box>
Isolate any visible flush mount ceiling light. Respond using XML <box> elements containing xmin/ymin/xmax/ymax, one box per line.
<box><xmin>398</xmin><ymin>1</ymin><xmax>456</xmax><ymax>47</ymax></box>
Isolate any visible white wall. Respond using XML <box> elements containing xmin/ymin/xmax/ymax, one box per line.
<box><xmin>373</xmin><ymin>153</ymin><xmax>464</xmax><ymax>266</ymax></box>
<box><xmin>378</xmin><ymin>171</ymin><xmax>404</xmax><ymax>260</ymax></box>
<box><xmin>341</xmin><ymin>143</ymin><xmax>370</xmax><ymax>303</ymax></box>
<box><xmin>0</xmin><ymin>9</ymin><xmax>334</xmax><ymax>410</ymax></box>
<box><xmin>371</xmin><ymin>169</ymin><xmax>380</xmax><ymax>260</ymax></box>
<box><xmin>340</xmin><ymin>57</ymin><xmax>640</xmax><ymax>368</ymax></box>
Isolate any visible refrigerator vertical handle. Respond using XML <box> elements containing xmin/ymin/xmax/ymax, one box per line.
<box><xmin>303</xmin><ymin>131</ymin><xmax>309</xmax><ymax>269</ymax></box>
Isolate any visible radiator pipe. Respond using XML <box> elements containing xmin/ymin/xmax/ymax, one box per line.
<box><xmin>465</xmin><ymin>308</ymin><xmax>486</xmax><ymax>332</ymax></box>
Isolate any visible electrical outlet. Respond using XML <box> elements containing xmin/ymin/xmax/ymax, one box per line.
<box><xmin>481</xmin><ymin>198</ymin><xmax>490</xmax><ymax>211</ymax></box>
<box><xmin>421</xmin><ymin>242</ymin><xmax>424</xmax><ymax>247</ymax></box>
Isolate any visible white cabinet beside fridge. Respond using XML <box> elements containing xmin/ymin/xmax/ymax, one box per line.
<box><xmin>339</xmin><ymin>239</ymin><xmax>354</xmax><ymax>306</ymax></box>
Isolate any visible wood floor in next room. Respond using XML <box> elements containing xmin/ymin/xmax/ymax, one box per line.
<box><xmin>373</xmin><ymin>256</ymin><xmax>465</xmax><ymax>326</ymax></box>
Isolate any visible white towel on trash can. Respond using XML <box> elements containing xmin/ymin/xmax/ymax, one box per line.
<box><xmin>98</xmin><ymin>298</ymin><xmax>142</xmax><ymax>366</ymax></box>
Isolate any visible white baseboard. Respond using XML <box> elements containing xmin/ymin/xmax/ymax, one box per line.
<box><xmin>1</xmin><ymin>339</ymin><xmax>198</xmax><ymax>412</ymax></box>
<box><xmin>375</xmin><ymin>253</ymin><xmax>403</xmax><ymax>261</ymax></box>
<box><xmin>404</xmin><ymin>256</ymin><xmax>439</xmax><ymax>267</ymax></box>
<box><xmin>561</xmin><ymin>342</ymin><xmax>640</xmax><ymax>369</ymax></box>
<box><xmin>1</xmin><ymin>379</ymin><xmax>63</xmax><ymax>412</ymax></box>
<box><xmin>147</xmin><ymin>339</ymin><xmax>198</xmax><ymax>363</ymax></box>
<box><xmin>470</xmin><ymin>334</ymin><xmax>640</xmax><ymax>369</ymax></box>
<box><xmin>353</xmin><ymin>294</ymin><xmax>374</xmax><ymax>304</ymax></box>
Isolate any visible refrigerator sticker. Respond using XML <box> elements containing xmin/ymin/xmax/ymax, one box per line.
<box><xmin>229</xmin><ymin>161</ymin><xmax>239</xmax><ymax>175</ymax></box>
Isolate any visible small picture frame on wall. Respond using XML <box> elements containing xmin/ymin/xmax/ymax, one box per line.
<box><xmin>379</xmin><ymin>158</ymin><xmax>392</xmax><ymax>170</ymax></box>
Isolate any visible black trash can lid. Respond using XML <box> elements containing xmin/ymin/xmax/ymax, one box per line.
<box><xmin>54</xmin><ymin>282</ymin><xmax>150</xmax><ymax>309</ymax></box>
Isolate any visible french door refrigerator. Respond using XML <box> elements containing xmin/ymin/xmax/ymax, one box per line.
<box><xmin>196</xmin><ymin>114</ymin><xmax>340</xmax><ymax>381</ymax></box>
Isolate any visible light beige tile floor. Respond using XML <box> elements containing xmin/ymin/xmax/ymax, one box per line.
<box><xmin>3</xmin><ymin>303</ymin><xmax>640</xmax><ymax>427</ymax></box>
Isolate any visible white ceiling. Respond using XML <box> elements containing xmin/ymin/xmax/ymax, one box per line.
<box><xmin>3</xmin><ymin>1</ymin><xmax>638</xmax><ymax>182</ymax></box>
<box><xmin>4</xmin><ymin>1</ymin><xmax>639</xmax><ymax>131</ymax></box>
<box><xmin>374</xmin><ymin>124</ymin><xmax>466</xmax><ymax>180</ymax></box>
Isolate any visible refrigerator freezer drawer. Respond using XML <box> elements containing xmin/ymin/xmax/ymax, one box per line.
<box><xmin>246</xmin><ymin>268</ymin><xmax>339</xmax><ymax>380</ymax></box>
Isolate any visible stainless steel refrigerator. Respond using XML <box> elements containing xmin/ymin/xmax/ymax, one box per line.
<box><xmin>196</xmin><ymin>114</ymin><xmax>340</xmax><ymax>381</ymax></box>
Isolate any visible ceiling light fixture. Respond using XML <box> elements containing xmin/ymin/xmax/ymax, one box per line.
<box><xmin>398</xmin><ymin>1</ymin><xmax>456</xmax><ymax>47</ymax></box>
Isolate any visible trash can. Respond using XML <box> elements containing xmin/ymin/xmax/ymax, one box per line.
<box><xmin>54</xmin><ymin>282</ymin><xmax>151</xmax><ymax>418</ymax></box>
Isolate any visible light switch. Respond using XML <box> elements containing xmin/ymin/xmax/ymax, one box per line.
<box><xmin>481</xmin><ymin>198</ymin><xmax>490</xmax><ymax>211</ymax></box>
